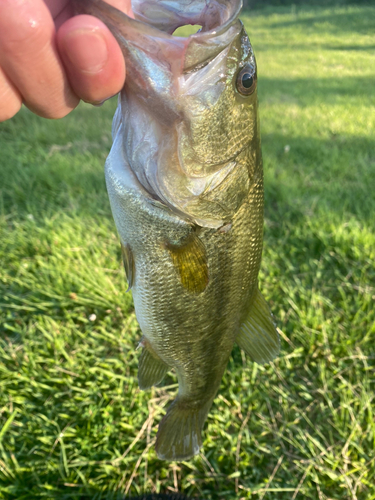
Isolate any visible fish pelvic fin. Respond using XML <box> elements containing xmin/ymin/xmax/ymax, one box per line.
<box><xmin>155</xmin><ymin>398</ymin><xmax>209</xmax><ymax>461</ymax></box>
<box><xmin>236</xmin><ymin>289</ymin><xmax>280</xmax><ymax>364</ymax></box>
<box><xmin>138</xmin><ymin>343</ymin><xmax>170</xmax><ymax>390</ymax></box>
<box><xmin>121</xmin><ymin>243</ymin><xmax>135</xmax><ymax>291</ymax></box>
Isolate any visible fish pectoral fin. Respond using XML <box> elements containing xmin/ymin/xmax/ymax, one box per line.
<box><xmin>166</xmin><ymin>232</ymin><xmax>209</xmax><ymax>294</ymax></box>
<box><xmin>236</xmin><ymin>289</ymin><xmax>280</xmax><ymax>365</ymax></box>
<box><xmin>156</xmin><ymin>398</ymin><xmax>210</xmax><ymax>461</ymax></box>
<box><xmin>121</xmin><ymin>243</ymin><xmax>135</xmax><ymax>291</ymax></box>
<box><xmin>138</xmin><ymin>345</ymin><xmax>169</xmax><ymax>390</ymax></box>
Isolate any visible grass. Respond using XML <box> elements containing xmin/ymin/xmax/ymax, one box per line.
<box><xmin>0</xmin><ymin>4</ymin><xmax>375</xmax><ymax>500</ymax></box>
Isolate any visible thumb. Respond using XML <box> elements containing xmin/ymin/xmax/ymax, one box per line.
<box><xmin>57</xmin><ymin>13</ymin><xmax>126</xmax><ymax>104</ymax></box>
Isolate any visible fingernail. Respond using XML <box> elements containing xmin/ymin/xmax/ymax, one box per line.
<box><xmin>92</xmin><ymin>95</ymin><xmax>115</xmax><ymax>106</ymax></box>
<box><xmin>64</xmin><ymin>29</ymin><xmax>108</xmax><ymax>74</ymax></box>
<box><xmin>84</xmin><ymin>94</ymin><xmax>116</xmax><ymax>107</ymax></box>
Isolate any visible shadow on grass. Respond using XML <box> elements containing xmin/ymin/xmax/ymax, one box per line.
<box><xmin>0</xmin><ymin>102</ymin><xmax>116</xmax><ymax>220</ymax></box>
<box><xmin>268</xmin><ymin>7</ymin><xmax>375</xmax><ymax>35</ymax></box>
<box><xmin>324</xmin><ymin>44</ymin><xmax>375</xmax><ymax>51</ymax></box>
<box><xmin>252</xmin><ymin>41</ymin><xmax>375</xmax><ymax>52</ymax></box>
<box><xmin>262</xmin><ymin>133</ymin><xmax>375</xmax><ymax>224</ymax></box>
<box><xmin>258</xmin><ymin>75</ymin><xmax>375</xmax><ymax>105</ymax></box>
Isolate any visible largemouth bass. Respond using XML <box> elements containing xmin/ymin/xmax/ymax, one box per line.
<box><xmin>73</xmin><ymin>0</ymin><xmax>279</xmax><ymax>461</ymax></box>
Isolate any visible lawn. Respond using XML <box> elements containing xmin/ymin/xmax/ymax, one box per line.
<box><xmin>1</xmin><ymin>4</ymin><xmax>375</xmax><ymax>500</ymax></box>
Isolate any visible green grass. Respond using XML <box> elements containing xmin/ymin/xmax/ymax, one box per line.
<box><xmin>1</xmin><ymin>4</ymin><xmax>375</xmax><ymax>499</ymax></box>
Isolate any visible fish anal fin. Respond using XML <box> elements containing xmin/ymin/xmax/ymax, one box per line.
<box><xmin>156</xmin><ymin>398</ymin><xmax>209</xmax><ymax>461</ymax></box>
<box><xmin>166</xmin><ymin>233</ymin><xmax>208</xmax><ymax>294</ymax></box>
<box><xmin>138</xmin><ymin>342</ymin><xmax>169</xmax><ymax>390</ymax></box>
<box><xmin>121</xmin><ymin>242</ymin><xmax>135</xmax><ymax>291</ymax></box>
<box><xmin>237</xmin><ymin>289</ymin><xmax>280</xmax><ymax>365</ymax></box>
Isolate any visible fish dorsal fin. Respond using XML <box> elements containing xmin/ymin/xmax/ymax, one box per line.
<box><xmin>236</xmin><ymin>289</ymin><xmax>280</xmax><ymax>364</ymax></box>
<box><xmin>121</xmin><ymin>243</ymin><xmax>135</xmax><ymax>291</ymax></box>
<box><xmin>138</xmin><ymin>342</ymin><xmax>170</xmax><ymax>390</ymax></box>
<box><xmin>166</xmin><ymin>232</ymin><xmax>209</xmax><ymax>294</ymax></box>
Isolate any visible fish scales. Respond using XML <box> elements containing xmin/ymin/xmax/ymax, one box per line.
<box><xmin>72</xmin><ymin>0</ymin><xmax>280</xmax><ymax>460</ymax></box>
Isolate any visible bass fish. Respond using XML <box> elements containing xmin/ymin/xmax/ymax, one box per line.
<box><xmin>73</xmin><ymin>0</ymin><xmax>279</xmax><ymax>461</ymax></box>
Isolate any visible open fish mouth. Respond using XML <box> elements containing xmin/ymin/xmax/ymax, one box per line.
<box><xmin>132</xmin><ymin>0</ymin><xmax>242</xmax><ymax>35</ymax></box>
<box><xmin>73</xmin><ymin>0</ymin><xmax>255</xmax><ymax>229</ymax></box>
<box><xmin>73</xmin><ymin>0</ymin><xmax>244</xmax><ymax>109</ymax></box>
<box><xmin>131</xmin><ymin>0</ymin><xmax>243</xmax><ymax>70</ymax></box>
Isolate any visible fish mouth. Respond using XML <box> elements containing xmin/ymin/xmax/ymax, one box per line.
<box><xmin>132</xmin><ymin>0</ymin><xmax>242</xmax><ymax>35</ymax></box>
<box><xmin>74</xmin><ymin>0</ymin><xmax>243</xmax><ymax>74</ymax></box>
<box><xmin>131</xmin><ymin>0</ymin><xmax>243</xmax><ymax>70</ymax></box>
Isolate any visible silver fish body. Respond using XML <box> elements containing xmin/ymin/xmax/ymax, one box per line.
<box><xmin>73</xmin><ymin>0</ymin><xmax>279</xmax><ymax>460</ymax></box>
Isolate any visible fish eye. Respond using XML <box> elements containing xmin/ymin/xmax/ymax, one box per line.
<box><xmin>236</xmin><ymin>64</ymin><xmax>257</xmax><ymax>96</ymax></box>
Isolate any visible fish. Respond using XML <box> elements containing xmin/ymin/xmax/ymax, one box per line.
<box><xmin>72</xmin><ymin>0</ymin><xmax>280</xmax><ymax>461</ymax></box>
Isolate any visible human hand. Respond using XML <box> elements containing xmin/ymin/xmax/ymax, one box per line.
<box><xmin>0</xmin><ymin>0</ymin><xmax>131</xmax><ymax>122</ymax></box>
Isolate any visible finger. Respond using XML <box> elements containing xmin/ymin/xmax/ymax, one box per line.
<box><xmin>0</xmin><ymin>67</ymin><xmax>22</xmax><ymax>122</ymax></box>
<box><xmin>45</xmin><ymin>0</ymin><xmax>133</xmax><ymax>30</ymax></box>
<box><xmin>57</xmin><ymin>15</ymin><xmax>125</xmax><ymax>104</ymax></box>
<box><xmin>0</xmin><ymin>0</ymin><xmax>79</xmax><ymax>119</ymax></box>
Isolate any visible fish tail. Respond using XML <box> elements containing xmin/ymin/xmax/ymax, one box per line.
<box><xmin>155</xmin><ymin>398</ymin><xmax>210</xmax><ymax>461</ymax></box>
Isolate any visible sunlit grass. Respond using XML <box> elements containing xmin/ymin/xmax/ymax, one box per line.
<box><xmin>1</xmin><ymin>4</ymin><xmax>374</xmax><ymax>500</ymax></box>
